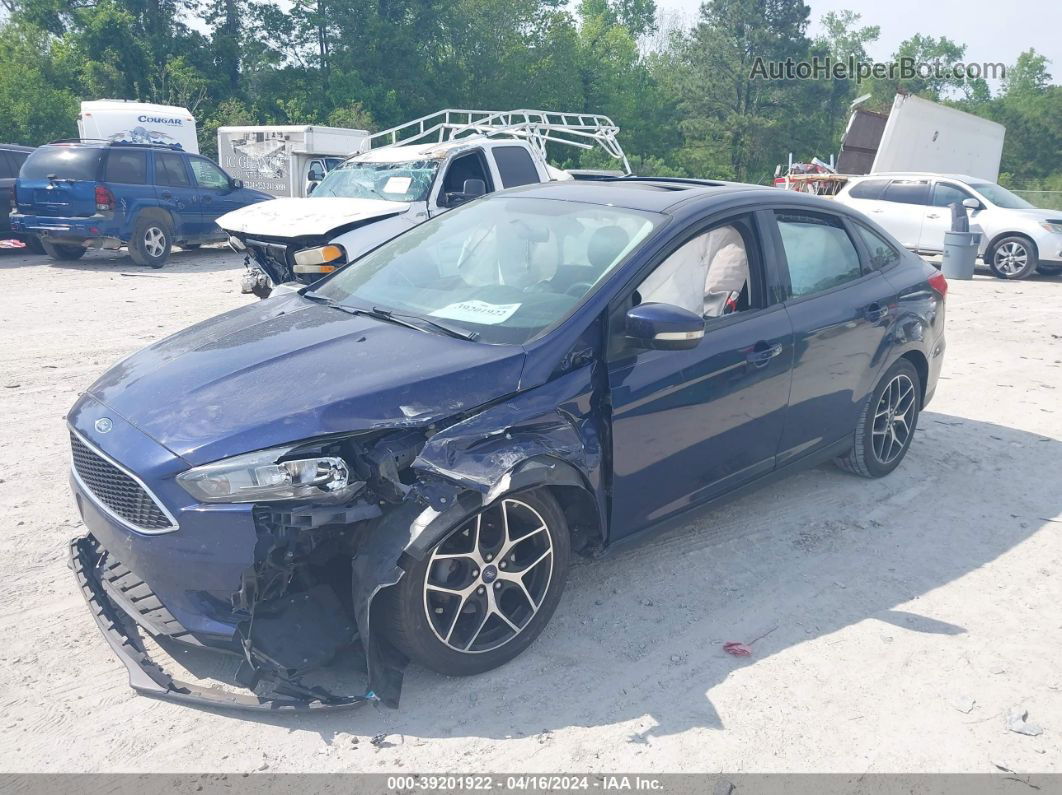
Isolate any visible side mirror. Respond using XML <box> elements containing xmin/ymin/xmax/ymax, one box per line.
<box><xmin>962</xmin><ymin>197</ymin><xmax>981</xmax><ymax>211</ymax></box>
<box><xmin>462</xmin><ymin>178</ymin><xmax>486</xmax><ymax>198</ymax></box>
<box><xmin>231</xmin><ymin>178</ymin><xmax>243</xmax><ymax>190</ymax></box>
<box><xmin>625</xmin><ymin>302</ymin><xmax>705</xmax><ymax>351</ymax></box>
<box><xmin>308</xmin><ymin>170</ymin><xmax>325</xmax><ymax>182</ymax></box>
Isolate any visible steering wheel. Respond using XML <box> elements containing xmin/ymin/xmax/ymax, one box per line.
<box><xmin>566</xmin><ymin>281</ymin><xmax>594</xmax><ymax>297</ymax></box>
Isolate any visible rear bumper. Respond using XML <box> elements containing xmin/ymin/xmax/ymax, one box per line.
<box><xmin>10</xmin><ymin>214</ymin><xmax>123</xmax><ymax>246</ymax></box>
<box><xmin>69</xmin><ymin>535</ymin><xmax>370</xmax><ymax>712</ymax></box>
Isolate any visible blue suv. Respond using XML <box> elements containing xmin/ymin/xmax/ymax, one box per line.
<box><xmin>11</xmin><ymin>141</ymin><xmax>272</xmax><ymax>267</ymax></box>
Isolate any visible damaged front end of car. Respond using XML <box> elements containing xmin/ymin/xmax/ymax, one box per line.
<box><xmin>70</xmin><ymin>361</ymin><xmax>607</xmax><ymax>713</ymax></box>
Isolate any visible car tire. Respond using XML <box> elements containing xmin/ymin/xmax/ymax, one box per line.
<box><xmin>23</xmin><ymin>236</ymin><xmax>45</xmax><ymax>255</ymax></box>
<box><xmin>129</xmin><ymin>212</ymin><xmax>173</xmax><ymax>268</ymax></box>
<box><xmin>380</xmin><ymin>489</ymin><xmax>570</xmax><ymax>677</ymax></box>
<box><xmin>1036</xmin><ymin>263</ymin><xmax>1062</xmax><ymax>276</ymax></box>
<box><xmin>41</xmin><ymin>241</ymin><xmax>86</xmax><ymax>261</ymax></box>
<box><xmin>987</xmin><ymin>235</ymin><xmax>1038</xmax><ymax>280</ymax></box>
<box><xmin>836</xmin><ymin>358</ymin><xmax>921</xmax><ymax>479</ymax></box>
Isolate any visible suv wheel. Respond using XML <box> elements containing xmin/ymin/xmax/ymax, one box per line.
<box><xmin>380</xmin><ymin>490</ymin><xmax>570</xmax><ymax>676</ymax></box>
<box><xmin>129</xmin><ymin>212</ymin><xmax>173</xmax><ymax>268</ymax></box>
<box><xmin>836</xmin><ymin>359</ymin><xmax>922</xmax><ymax>478</ymax></box>
<box><xmin>41</xmin><ymin>241</ymin><xmax>86</xmax><ymax>261</ymax></box>
<box><xmin>988</xmin><ymin>235</ymin><xmax>1038</xmax><ymax>279</ymax></box>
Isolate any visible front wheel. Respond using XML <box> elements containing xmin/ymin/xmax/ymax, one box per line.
<box><xmin>988</xmin><ymin>236</ymin><xmax>1038</xmax><ymax>279</ymax></box>
<box><xmin>41</xmin><ymin>241</ymin><xmax>86</xmax><ymax>261</ymax></box>
<box><xmin>836</xmin><ymin>359</ymin><xmax>921</xmax><ymax>478</ymax></box>
<box><xmin>380</xmin><ymin>490</ymin><xmax>570</xmax><ymax>676</ymax></box>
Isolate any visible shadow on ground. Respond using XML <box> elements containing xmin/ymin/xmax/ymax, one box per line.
<box><xmin>0</xmin><ymin>245</ymin><xmax>243</xmax><ymax>274</ymax></box>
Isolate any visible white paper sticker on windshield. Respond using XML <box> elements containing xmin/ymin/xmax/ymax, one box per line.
<box><xmin>383</xmin><ymin>176</ymin><xmax>412</xmax><ymax>194</ymax></box>
<box><xmin>430</xmin><ymin>300</ymin><xmax>521</xmax><ymax>325</ymax></box>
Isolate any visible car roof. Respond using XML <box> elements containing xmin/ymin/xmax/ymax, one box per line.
<box><xmin>42</xmin><ymin>140</ymin><xmax>187</xmax><ymax>152</ymax></box>
<box><xmin>499</xmin><ymin>177</ymin><xmax>792</xmax><ymax>214</ymax></box>
<box><xmin>849</xmin><ymin>172</ymin><xmax>982</xmax><ymax>183</ymax></box>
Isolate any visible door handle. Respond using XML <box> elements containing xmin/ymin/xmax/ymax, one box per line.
<box><xmin>865</xmin><ymin>302</ymin><xmax>890</xmax><ymax>322</ymax></box>
<box><xmin>926</xmin><ymin>213</ymin><xmax>940</xmax><ymax>219</ymax></box>
<box><xmin>870</xmin><ymin>208</ymin><xmax>883</xmax><ymax>213</ymax></box>
<box><xmin>746</xmin><ymin>342</ymin><xmax>783</xmax><ymax>367</ymax></box>
<box><xmin>202</xmin><ymin>195</ymin><xmax>213</xmax><ymax>204</ymax></box>
<box><xmin>160</xmin><ymin>191</ymin><xmax>173</xmax><ymax>199</ymax></box>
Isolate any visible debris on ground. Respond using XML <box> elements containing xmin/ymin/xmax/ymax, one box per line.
<box><xmin>370</xmin><ymin>733</ymin><xmax>391</xmax><ymax>748</ymax></box>
<box><xmin>1006</xmin><ymin>707</ymin><xmax>1044</xmax><ymax>736</ymax></box>
<box><xmin>723</xmin><ymin>642</ymin><xmax>752</xmax><ymax>657</ymax></box>
<box><xmin>949</xmin><ymin>695</ymin><xmax>976</xmax><ymax>714</ymax></box>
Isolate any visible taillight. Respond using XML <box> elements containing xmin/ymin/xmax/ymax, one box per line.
<box><xmin>95</xmin><ymin>184</ymin><xmax>114</xmax><ymax>211</ymax></box>
<box><xmin>928</xmin><ymin>271</ymin><xmax>947</xmax><ymax>299</ymax></box>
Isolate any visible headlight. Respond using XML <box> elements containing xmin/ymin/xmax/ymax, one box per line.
<box><xmin>227</xmin><ymin>234</ymin><xmax>246</xmax><ymax>252</ymax></box>
<box><xmin>293</xmin><ymin>244</ymin><xmax>345</xmax><ymax>274</ymax></box>
<box><xmin>1039</xmin><ymin>222</ymin><xmax>1062</xmax><ymax>235</ymax></box>
<box><xmin>177</xmin><ymin>444</ymin><xmax>359</xmax><ymax>503</ymax></box>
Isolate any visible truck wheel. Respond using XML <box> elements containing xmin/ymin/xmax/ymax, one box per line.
<box><xmin>41</xmin><ymin>241</ymin><xmax>86</xmax><ymax>261</ymax></box>
<box><xmin>129</xmin><ymin>212</ymin><xmax>173</xmax><ymax>268</ymax></box>
<box><xmin>987</xmin><ymin>235</ymin><xmax>1037</xmax><ymax>280</ymax></box>
<box><xmin>23</xmin><ymin>236</ymin><xmax>45</xmax><ymax>255</ymax></box>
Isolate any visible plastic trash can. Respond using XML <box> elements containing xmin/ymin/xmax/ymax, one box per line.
<box><xmin>941</xmin><ymin>231</ymin><xmax>980</xmax><ymax>280</ymax></box>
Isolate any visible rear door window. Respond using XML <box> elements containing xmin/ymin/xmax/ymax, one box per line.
<box><xmin>104</xmin><ymin>150</ymin><xmax>149</xmax><ymax>184</ymax></box>
<box><xmin>20</xmin><ymin>146</ymin><xmax>103</xmax><ymax>181</ymax></box>
<box><xmin>882</xmin><ymin>179</ymin><xmax>929</xmax><ymax>205</ymax></box>
<box><xmin>493</xmin><ymin>146</ymin><xmax>540</xmax><ymax>188</ymax></box>
<box><xmin>0</xmin><ymin>152</ymin><xmax>15</xmax><ymax>178</ymax></box>
<box><xmin>156</xmin><ymin>152</ymin><xmax>191</xmax><ymax>187</ymax></box>
<box><xmin>847</xmin><ymin>179</ymin><xmax>889</xmax><ymax>200</ymax></box>
<box><xmin>775</xmin><ymin>211</ymin><xmax>863</xmax><ymax>297</ymax></box>
<box><xmin>854</xmin><ymin>223</ymin><xmax>901</xmax><ymax>270</ymax></box>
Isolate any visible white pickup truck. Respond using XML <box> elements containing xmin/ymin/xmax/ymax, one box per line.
<box><xmin>217</xmin><ymin>109</ymin><xmax>629</xmax><ymax>296</ymax></box>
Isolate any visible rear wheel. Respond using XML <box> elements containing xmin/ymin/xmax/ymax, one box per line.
<box><xmin>836</xmin><ymin>359</ymin><xmax>921</xmax><ymax>478</ymax></box>
<box><xmin>381</xmin><ymin>490</ymin><xmax>570</xmax><ymax>676</ymax></box>
<box><xmin>129</xmin><ymin>212</ymin><xmax>173</xmax><ymax>268</ymax></box>
<box><xmin>988</xmin><ymin>235</ymin><xmax>1038</xmax><ymax>279</ymax></box>
<box><xmin>41</xmin><ymin>241</ymin><xmax>86</xmax><ymax>261</ymax></box>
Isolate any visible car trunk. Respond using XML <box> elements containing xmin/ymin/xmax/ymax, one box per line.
<box><xmin>15</xmin><ymin>145</ymin><xmax>103</xmax><ymax>218</ymax></box>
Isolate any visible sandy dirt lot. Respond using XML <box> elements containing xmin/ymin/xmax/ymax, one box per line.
<box><xmin>0</xmin><ymin>245</ymin><xmax>1059</xmax><ymax>774</ymax></box>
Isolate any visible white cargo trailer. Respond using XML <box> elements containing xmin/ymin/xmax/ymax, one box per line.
<box><xmin>78</xmin><ymin>100</ymin><xmax>199</xmax><ymax>153</ymax></box>
<box><xmin>216</xmin><ymin>125</ymin><xmax>369</xmax><ymax>198</ymax></box>
<box><xmin>870</xmin><ymin>94</ymin><xmax>1006</xmax><ymax>182</ymax></box>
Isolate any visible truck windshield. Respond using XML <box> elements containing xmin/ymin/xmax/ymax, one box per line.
<box><xmin>312</xmin><ymin>160</ymin><xmax>438</xmax><ymax>202</ymax></box>
<box><xmin>968</xmin><ymin>182</ymin><xmax>1035</xmax><ymax>210</ymax></box>
<box><xmin>310</xmin><ymin>196</ymin><xmax>659</xmax><ymax>345</ymax></box>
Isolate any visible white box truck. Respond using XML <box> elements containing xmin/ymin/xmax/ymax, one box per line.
<box><xmin>216</xmin><ymin>125</ymin><xmax>369</xmax><ymax>198</ymax></box>
<box><xmin>78</xmin><ymin>100</ymin><xmax>199</xmax><ymax>153</ymax></box>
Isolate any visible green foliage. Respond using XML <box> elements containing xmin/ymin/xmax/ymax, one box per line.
<box><xmin>0</xmin><ymin>0</ymin><xmax>1057</xmax><ymax>193</ymax></box>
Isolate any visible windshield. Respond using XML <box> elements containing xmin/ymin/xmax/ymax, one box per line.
<box><xmin>312</xmin><ymin>159</ymin><xmax>439</xmax><ymax>202</ymax></box>
<box><xmin>312</xmin><ymin>196</ymin><xmax>660</xmax><ymax>344</ymax></box>
<box><xmin>969</xmin><ymin>182</ymin><xmax>1035</xmax><ymax>210</ymax></box>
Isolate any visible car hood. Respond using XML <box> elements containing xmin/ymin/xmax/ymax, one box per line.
<box><xmin>217</xmin><ymin>197</ymin><xmax>410</xmax><ymax>238</ymax></box>
<box><xmin>993</xmin><ymin>207</ymin><xmax>1062</xmax><ymax>222</ymax></box>
<box><xmin>83</xmin><ymin>293</ymin><xmax>526</xmax><ymax>465</ymax></box>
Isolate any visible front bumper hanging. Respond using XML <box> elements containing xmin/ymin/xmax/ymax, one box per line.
<box><xmin>68</xmin><ymin>535</ymin><xmax>374</xmax><ymax>713</ymax></box>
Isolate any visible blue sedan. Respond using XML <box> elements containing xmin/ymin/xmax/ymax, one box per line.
<box><xmin>66</xmin><ymin>178</ymin><xmax>947</xmax><ymax>710</ymax></box>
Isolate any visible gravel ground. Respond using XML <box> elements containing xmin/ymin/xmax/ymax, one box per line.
<box><xmin>0</xmin><ymin>245</ymin><xmax>1060</xmax><ymax>774</ymax></box>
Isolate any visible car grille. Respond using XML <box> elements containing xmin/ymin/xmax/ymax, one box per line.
<box><xmin>70</xmin><ymin>431</ymin><xmax>175</xmax><ymax>532</ymax></box>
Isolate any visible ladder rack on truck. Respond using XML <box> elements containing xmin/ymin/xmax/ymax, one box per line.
<box><xmin>367</xmin><ymin>108</ymin><xmax>631</xmax><ymax>174</ymax></box>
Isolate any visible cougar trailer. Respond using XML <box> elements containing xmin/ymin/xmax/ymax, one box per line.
<box><xmin>78</xmin><ymin>100</ymin><xmax>199</xmax><ymax>154</ymax></box>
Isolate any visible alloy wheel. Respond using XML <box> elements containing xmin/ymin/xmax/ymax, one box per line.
<box><xmin>872</xmin><ymin>373</ymin><xmax>917</xmax><ymax>464</ymax></box>
<box><xmin>144</xmin><ymin>227</ymin><xmax>166</xmax><ymax>258</ymax></box>
<box><xmin>423</xmin><ymin>498</ymin><xmax>554</xmax><ymax>654</ymax></box>
<box><xmin>993</xmin><ymin>241</ymin><xmax>1028</xmax><ymax>275</ymax></box>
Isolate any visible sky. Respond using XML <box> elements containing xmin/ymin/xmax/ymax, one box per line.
<box><xmin>657</xmin><ymin>0</ymin><xmax>1062</xmax><ymax>86</ymax></box>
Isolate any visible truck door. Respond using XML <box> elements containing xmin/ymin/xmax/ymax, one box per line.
<box><xmin>431</xmin><ymin>150</ymin><xmax>495</xmax><ymax>215</ymax></box>
<box><xmin>153</xmin><ymin>151</ymin><xmax>199</xmax><ymax>241</ymax></box>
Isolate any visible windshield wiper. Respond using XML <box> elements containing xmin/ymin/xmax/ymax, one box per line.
<box><xmin>326</xmin><ymin>304</ymin><xmax>478</xmax><ymax>341</ymax></box>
